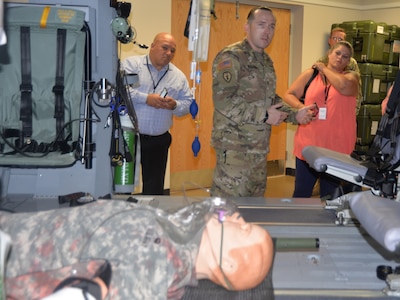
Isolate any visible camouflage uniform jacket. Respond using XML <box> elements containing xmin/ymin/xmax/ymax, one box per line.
<box><xmin>0</xmin><ymin>200</ymin><xmax>201</xmax><ymax>300</ymax></box>
<box><xmin>211</xmin><ymin>39</ymin><xmax>297</xmax><ymax>155</ymax></box>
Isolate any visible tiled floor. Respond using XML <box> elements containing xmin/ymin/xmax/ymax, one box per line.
<box><xmin>170</xmin><ymin>174</ymin><xmax>296</xmax><ymax>198</ymax></box>
<box><xmin>170</xmin><ymin>160</ymin><xmax>298</xmax><ymax>199</ymax></box>
<box><xmin>264</xmin><ymin>175</ymin><xmax>296</xmax><ymax>198</ymax></box>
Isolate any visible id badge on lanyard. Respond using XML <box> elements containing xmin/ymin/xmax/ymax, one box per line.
<box><xmin>319</xmin><ymin>107</ymin><xmax>327</xmax><ymax>120</ymax></box>
<box><xmin>319</xmin><ymin>84</ymin><xmax>331</xmax><ymax>120</ymax></box>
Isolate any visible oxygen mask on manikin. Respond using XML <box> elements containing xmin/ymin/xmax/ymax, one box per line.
<box><xmin>155</xmin><ymin>196</ymin><xmax>238</xmax><ymax>244</ymax></box>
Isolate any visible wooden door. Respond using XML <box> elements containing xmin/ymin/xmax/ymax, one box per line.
<box><xmin>170</xmin><ymin>0</ymin><xmax>290</xmax><ymax>191</ymax></box>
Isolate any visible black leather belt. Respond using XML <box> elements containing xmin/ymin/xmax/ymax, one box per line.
<box><xmin>140</xmin><ymin>132</ymin><xmax>168</xmax><ymax>139</ymax></box>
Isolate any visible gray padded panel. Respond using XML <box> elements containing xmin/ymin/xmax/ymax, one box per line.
<box><xmin>349</xmin><ymin>191</ymin><xmax>400</xmax><ymax>253</ymax></box>
<box><xmin>183</xmin><ymin>271</ymin><xmax>274</xmax><ymax>300</ymax></box>
<box><xmin>302</xmin><ymin>146</ymin><xmax>368</xmax><ymax>177</ymax></box>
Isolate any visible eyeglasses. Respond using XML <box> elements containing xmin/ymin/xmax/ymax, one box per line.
<box><xmin>332</xmin><ymin>37</ymin><xmax>344</xmax><ymax>42</ymax></box>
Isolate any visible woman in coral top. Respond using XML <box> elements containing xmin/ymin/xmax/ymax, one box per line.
<box><xmin>284</xmin><ymin>41</ymin><xmax>359</xmax><ymax>198</ymax></box>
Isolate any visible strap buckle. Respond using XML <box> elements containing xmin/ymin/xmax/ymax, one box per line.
<box><xmin>52</xmin><ymin>84</ymin><xmax>64</xmax><ymax>94</ymax></box>
<box><xmin>19</xmin><ymin>83</ymin><xmax>32</xmax><ymax>93</ymax></box>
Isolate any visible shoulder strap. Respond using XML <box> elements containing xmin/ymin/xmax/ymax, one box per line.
<box><xmin>53</xmin><ymin>28</ymin><xmax>67</xmax><ymax>140</ymax></box>
<box><xmin>19</xmin><ymin>26</ymin><xmax>33</xmax><ymax>147</ymax></box>
<box><xmin>300</xmin><ymin>67</ymin><xmax>319</xmax><ymax>104</ymax></box>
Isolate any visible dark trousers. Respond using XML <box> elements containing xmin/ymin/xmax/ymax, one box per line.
<box><xmin>139</xmin><ymin>132</ymin><xmax>171</xmax><ymax>195</ymax></box>
<box><xmin>293</xmin><ymin>157</ymin><xmax>341</xmax><ymax>198</ymax></box>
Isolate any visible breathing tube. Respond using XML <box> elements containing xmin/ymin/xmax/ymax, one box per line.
<box><xmin>155</xmin><ymin>197</ymin><xmax>238</xmax><ymax>244</ymax></box>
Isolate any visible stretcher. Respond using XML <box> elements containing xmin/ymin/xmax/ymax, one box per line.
<box><xmin>303</xmin><ymin>145</ymin><xmax>400</xmax><ymax>298</ymax></box>
<box><xmin>1</xmin><ymin>193</ymin><xmax>399</xmax><ymax>299</ymax></box>
<box><xmin>303</xmin><ymin>145</ymin><xmax>400</xmax><ymax>251</ymax></box>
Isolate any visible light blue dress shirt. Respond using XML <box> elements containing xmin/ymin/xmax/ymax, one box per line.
<box><xmin>122</xmin><ymin>55</ymin><xmax>192</xmax><ymax>136</ymax></box>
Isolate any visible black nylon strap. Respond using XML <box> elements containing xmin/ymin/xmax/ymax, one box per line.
<box><xmin>53</xmin><ymin>28</ymin><xmax>67</xmax><ymax>140</ymax></box>
<box><xmin>109</xmin><ymin>108</ymin><xmax>122</xmax><ymax>166</ymax></box>
<box><xmin>368</xmin><ymin>69</ymin><xmax>400</xmax><ymax>164</ymax></box>
<box><xmin>19</xmin><ymin>26</ymin><xmax>33</xmax><ymax>146</ymax></box>
<box><xmin>300</xmin><ymin>67</ymin><xmax>319</xmax><ymax>104</ymax></box>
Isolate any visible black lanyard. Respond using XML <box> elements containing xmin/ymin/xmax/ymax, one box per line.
<box><xmin>324</xmin><ymin>84</ymin><xmax>331</xmax><ymax>104</ymax></box>
<box><xmin>146</xmin><ymin>56</ymin><xmax>169</xmax><ymax>92</ymax></box>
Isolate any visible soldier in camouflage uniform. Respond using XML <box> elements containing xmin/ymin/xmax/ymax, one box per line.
<box><xmin>0</xmin><ymin>198</ymin><xmax>273</xmax><ymax>300</ymax></box>
<box><xmin>211</xmin><ymin>6</ymin><xmax>316</xmax><ymax>198</ymax></box>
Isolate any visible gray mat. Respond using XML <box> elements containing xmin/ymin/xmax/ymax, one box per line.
<box><xmin>182</xmin><ymin>240</ymin><xmax>276</xmax><ymax>300</ymax></box>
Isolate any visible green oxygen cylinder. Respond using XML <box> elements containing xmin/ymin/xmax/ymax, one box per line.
<box><xmin>114</xmin><ymin>130</ymin><xmax>135</xmax><ymax>193</ymax></box>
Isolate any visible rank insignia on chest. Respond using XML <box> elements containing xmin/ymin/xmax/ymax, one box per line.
<box><xmin>223</xmin><ymin>71</ymin><xmax>232</xmax><ymax>82</ymax></box>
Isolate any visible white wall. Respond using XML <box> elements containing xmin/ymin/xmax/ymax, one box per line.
<box><xmin>120</xmin><ymin>0</ymin><xmax>172</xmax><ymax>60</ymax></box>
<box><xmin>362</xmin><ymin>7</ymin><xmax>400</xmax><ymax>26</ymax></box>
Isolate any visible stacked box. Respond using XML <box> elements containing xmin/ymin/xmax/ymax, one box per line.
<box><xmin>354</xmin><ymin>144</ymin><xmax>370</xmax><ymax>154</ymax></box>
<box><xmin>340</xmin><ymin>20</ymin><xmax>389</xmax><ymax>63</ymax></box>
<box><xmin>382</xmin><ymin>65</ymin><xmax>399</xmax><ymax>99</ymax></box>
<box><xmin>385</xmin><ymin>24</ymin><xmax>400</xmax><ymax>66</ymax></box>
<box><xmin>358</xmin><ymin>63</ymin><xmax>397</xmax><ymax>104</ymax></box>
<box><xmin>331</xmin><ymin>23</ymin><xmax>342</xmax><ymax>30</ymax></box>
<box><xmin>356</xmin><ymin>104</ymin><xmax>382</xmax><ymax>146</ymax></box>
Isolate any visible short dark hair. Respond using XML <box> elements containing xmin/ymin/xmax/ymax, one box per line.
<box><xmin>331</xmin><ymin>27</ymin><xmax>346</xmax><ymax>37</ymax></box>
<box><xmin>247</xmin><ymin>6</ymin><xmax>273</xmax><ymax>22</ymax></box>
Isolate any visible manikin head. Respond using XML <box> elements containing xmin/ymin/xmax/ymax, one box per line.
<box><xmin>196</xmin><ymin>212</ymin><xmax>274</xmax><ymax>290</ymax></box>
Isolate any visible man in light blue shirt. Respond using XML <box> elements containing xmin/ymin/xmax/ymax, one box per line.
<box><xmin>122</xmin><ymin>32</ymin><xmax>192</xmax><ymax>195</ymax></box>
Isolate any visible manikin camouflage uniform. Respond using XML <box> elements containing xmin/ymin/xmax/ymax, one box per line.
<box><xmin>211</xmin><ymin>39</ymin><xmax>297</xmax><ymax>197</ymax></box>
<box><xmin>0</xmin><ymin>200</ymin><xmax>202</xmax><ymax>300</ymax></box>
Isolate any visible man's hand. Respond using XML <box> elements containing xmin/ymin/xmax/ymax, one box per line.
<box><xmin>146</xmin><ymin>94</ymin><xmax>177</xmax><ymax>110</ymax></box>
<box><xmin>296</xmin><ymin>103</ymin><xmax>318</xmax><ymax>124</ymax></box>
<box><xmin>265</xmin><ymin>103</ymin><xmax>289</xmax><ymax>125</ymax></box>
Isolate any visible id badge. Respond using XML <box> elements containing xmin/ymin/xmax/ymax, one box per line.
<box><xmin>319</xmin><ymin>107</ymin><xmax>327</xmax><ymax>120</ymax></box>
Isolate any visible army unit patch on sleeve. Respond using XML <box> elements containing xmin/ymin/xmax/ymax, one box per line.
<box><xmin>223</xmin><ymin>72</ymin><xmax>232</xmax><ymax>82</ymax></box>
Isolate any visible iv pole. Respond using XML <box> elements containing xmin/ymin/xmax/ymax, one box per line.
<box><xmin>188</xmin><ymin>0</ymin><xmax>212</xmax><ymax>157</ymax></box>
